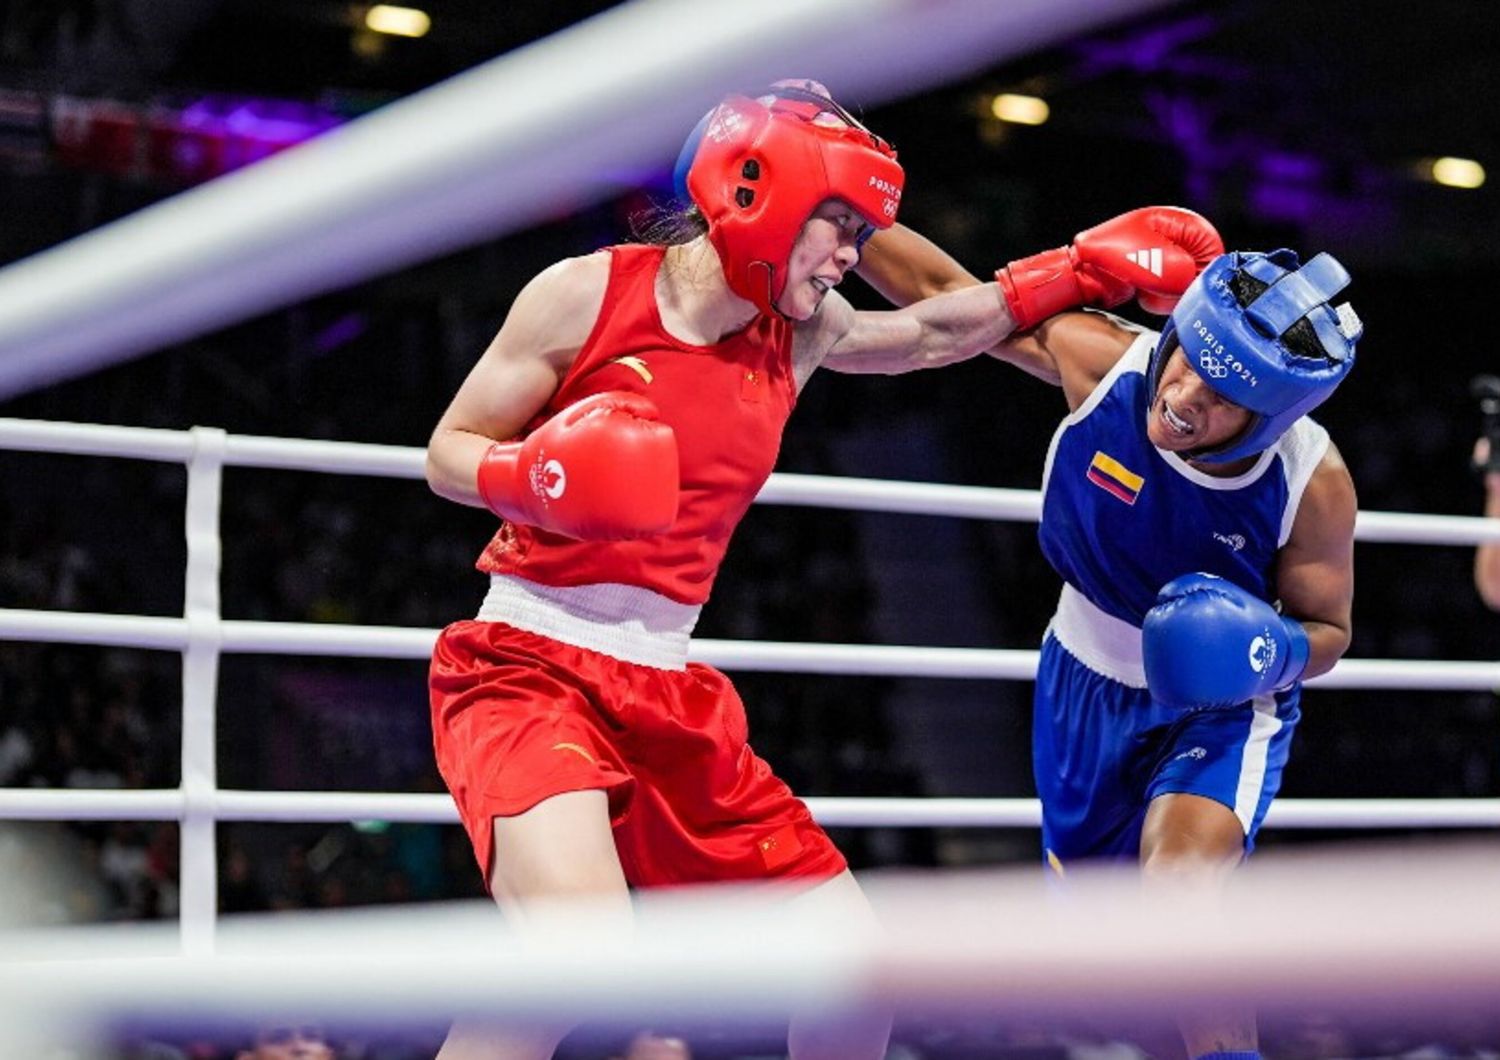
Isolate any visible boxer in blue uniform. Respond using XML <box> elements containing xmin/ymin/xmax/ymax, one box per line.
<box><xmin>1025</xmin><ymin>249</ymin><xmax>1359</xmax><ymax>1060</ymax></box>
<box><xmin>860</xmin><ymin>237</ymin><xmax>1361</xmax><ymax>1060</ymax></box>
<box><xmin>1028</xmin><ymin>249</ymin><xmax>1359</xmax><ymax>871</ymax></box>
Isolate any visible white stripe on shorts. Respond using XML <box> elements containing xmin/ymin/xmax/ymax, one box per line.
<box><xmin>1232</xmin><ymin>693</ymin><xmax>1284</xmax><ymax>833</ymax></box>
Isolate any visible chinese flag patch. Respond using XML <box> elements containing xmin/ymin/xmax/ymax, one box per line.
<box><xmin>740</xmin><ymin>368</ymin><xmax>763</xmax><ymax>403</ymax></box>
<box><xmin>757</xmin><ymin>824</ymin><xmax>803</xmax><ymax>870</ymax></box>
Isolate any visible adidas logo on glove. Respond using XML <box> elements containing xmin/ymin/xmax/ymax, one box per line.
<box><xmin>1125</xmin><ymin>247</ymin><xmax>1164</xmax><ymax>276</ymax></box>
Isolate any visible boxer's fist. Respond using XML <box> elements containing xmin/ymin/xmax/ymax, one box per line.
<box><xmin>995</xmin><ymin>207</ymin><xmax>1224</xmax><ymax>330</ymax></box>
<box><xmin>477</xmin><ymin>392</ymin><xmax>678</xmax><ymax>540</ymax></box>
<box><xmin>1142</xmin><ymin>572</ymin><xmax>1309</xmax><ymax>710</ymax></box>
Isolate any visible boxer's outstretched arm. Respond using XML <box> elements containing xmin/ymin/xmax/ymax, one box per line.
<box><xmin>857</xmin><ymin>225</ymin><xmax>1062</xmax><ymax>384</ymax></box>
<box><xmin>799</xmin><ymin>282</ymin><xmax>1013</xmax><ymax>379</ymax></box>
<box><xmin>855</xmin><ymin>224</ymin><xmax>974</xmax><ymax>303</ymax></box>
<box><xmin>858</xmin><ymin>209</ymin><xmax>1222</xmax><ymax>393</ymax></box>
<box><xmin>854</xmin><ymin>226</ymin><xmax>1130</xmax><ymax>408</ymax></box>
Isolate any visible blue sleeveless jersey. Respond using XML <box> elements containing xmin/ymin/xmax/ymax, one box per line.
<box><xmin>1038</xmin><ymin>328</ymin><xmax>1328</xmax><ymax>624</ymax></box>
<box><xmin>1031</xmin><ymin>326</ymin><xmax>1327</xmax><ymax>862</ymax></box>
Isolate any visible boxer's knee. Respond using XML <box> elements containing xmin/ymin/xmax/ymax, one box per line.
<box><xmin>1140</xmin><ymin>793</ymin><xmax>1245</xmax><ymax>882</ymax></box>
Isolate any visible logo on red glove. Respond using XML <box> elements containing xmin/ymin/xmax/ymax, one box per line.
<box><xmin>528</xmin><ymin>457</ymin><xmax>567</xmax><ymax>503</ymax></box>
<box><xmin>1124</xmin><ymin>247</ymin><xmax>1164</xmax><ymax>277</ymax></box>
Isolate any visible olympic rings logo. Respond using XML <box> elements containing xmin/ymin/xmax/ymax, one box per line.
<box><xmin>1198</xmin><ymin>351</ymin><xmax>1230</xmax><ymax>379</ymax></box>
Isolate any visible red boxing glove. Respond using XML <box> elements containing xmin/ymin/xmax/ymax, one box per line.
<box><xmin>995</xmin><ymin>207</ymin><xmax>1224</xmax><ymax>330</ymax></box>
<box><xmin>477</xmin><ymin>392</ymin><xmax>679</xmax><ymax>541</ymax></box>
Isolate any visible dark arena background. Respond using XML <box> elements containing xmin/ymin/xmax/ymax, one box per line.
<box><xmin>1</xmin><ymin>1</ymin><xmax>1498</xmax><ymax>1057</ymax></box>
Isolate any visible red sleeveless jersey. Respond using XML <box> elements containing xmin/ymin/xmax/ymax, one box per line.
<box><xmin>477</xmin><ymin>244</ymin><xmax>797</xmax><ymax>605</ymax></box>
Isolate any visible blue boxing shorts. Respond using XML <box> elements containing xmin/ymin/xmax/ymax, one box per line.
<box><xmin>1032</xmin><ymin>631</ymin><xmax>1300</xmax><ymax>866</ymax></box>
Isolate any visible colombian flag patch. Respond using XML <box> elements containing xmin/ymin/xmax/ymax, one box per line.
<box><xmin>1086</xmin><ymin>450</ymin><xmax>1144</xmax><ymax>505</ymax></box>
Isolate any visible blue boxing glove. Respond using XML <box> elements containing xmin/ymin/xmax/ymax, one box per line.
<box><xmin>1142</xmin><ymin>573</ymin><xmax>1310</xmax><ymax>710</ymax></box>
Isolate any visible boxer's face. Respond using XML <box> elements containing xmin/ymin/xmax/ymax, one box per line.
<box><xmin>775</xmin><ymin>199</ymin><xmax>869</xmax><ymax>320</ymax></box>
<box><xmin>1148</xmin><ymin>346</ymin><xmax>1253</xmax><ymax>454</ymax></box>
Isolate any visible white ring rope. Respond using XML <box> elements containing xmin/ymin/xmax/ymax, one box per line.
<box><xmin>7</xmin><ymin>416</ymin><xmax>1500</xmax><ymax>539</ymax></box>
<box><xmin>2</xmin><ymin>788</ymin><xmax>1499</xmax><ymax>830</ymax></box>
<box><xmin>5</xmin><ymin>610</ymin><xmax>1500</xmax><ymax>690</ymax></box>
<box><xmin>6</xmin><ymin>844</ymin><xmax>1500</xmax><ymax>1030</ymax></box>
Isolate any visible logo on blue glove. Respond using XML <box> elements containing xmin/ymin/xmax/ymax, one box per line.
<box><xmin>1248</xmin><ymin>629</ymin><xmax>1277</xmax><ymax>674</ymax></box>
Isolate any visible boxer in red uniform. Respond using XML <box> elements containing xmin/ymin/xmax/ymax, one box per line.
<box><xmin>426</xmin><ymin>83</ymin><xmax>1221</xmax><ymax>1060</ymax></box>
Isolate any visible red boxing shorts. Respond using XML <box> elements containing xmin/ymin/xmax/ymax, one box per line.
<box><xmin>429</xmin><ymin>619</ymin><xmax>845</xmax><ymax>889</ymax></box>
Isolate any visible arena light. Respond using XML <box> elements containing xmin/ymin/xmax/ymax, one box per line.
<box><xmin>990</xmin><ymin>92</ymin><xmax>1050</xmax><ymax>125</ymax></box>
<box><xmin>1430</xmin><ymin>156</ymin><xmax>1485</xmax><ymax>189</ymax></box>
<box><xmin>365</xmin><ymin>4</ymin><xmax>431</xmax><ymax>38</ymax></box>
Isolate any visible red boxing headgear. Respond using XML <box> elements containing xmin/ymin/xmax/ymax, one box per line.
<box><xmin>685</xmin><ymin>86</ymin><xmax>904</xmax><ymax>315</ymax></box>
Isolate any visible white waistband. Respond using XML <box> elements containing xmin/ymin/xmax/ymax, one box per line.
<box><xmin>476</xmin><ymin>575</ymin><xmax>700</xmax><ymax>671</ymax></box>
<box><xmin>1046</xmin><ymin>583</ymin><xmax>1147</xmax><ymax>688</ymax></box>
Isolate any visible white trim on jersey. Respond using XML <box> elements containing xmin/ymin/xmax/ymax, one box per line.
<box><xmin>1154</xmin><ymin>440</ymin><xmax>1279</xmax><ymax>491</ymax></box>
<box><xmin>1276</xmin><ymin>418</ymin><xmax>1332</xmax><ymax>547</ymax></box>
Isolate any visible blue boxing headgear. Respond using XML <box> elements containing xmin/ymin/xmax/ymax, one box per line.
<box><xmin>1151</xmin><ymin>248</ymin><xmax>1362</xmax><ymax>463</ymax></box>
